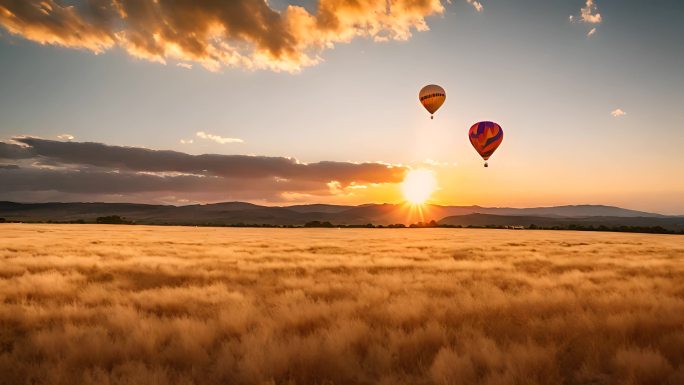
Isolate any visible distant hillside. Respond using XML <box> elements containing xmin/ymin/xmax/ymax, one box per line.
<box><xmin>0</xmin><ymin>201</ymin><xmax>679</xmax><ymax>229</ymax></box>
<box><xmin>425</xmin><ymin>204</ymin><xmax>666</xmax><ymax>219</ymax></box>
<box><xmin>438</xmin><ymin>213</ymin><xmax>684</xmax><ymax>232</ymax></box>
<box><xmin>283</xmin><ymin>204</ymin><xmax>353</xmax><ymax>214</ymax></box>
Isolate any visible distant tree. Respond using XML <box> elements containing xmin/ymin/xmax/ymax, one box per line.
<box><xmin>96</xmin><ymin>215</ymin><xmax>132</xmax><ymax>225</ymax></box>
<box><xmin>646</xmin><ymin>226</ymin><xmax>669</xmax><ymax>234</ymax></box>
<box><xmin>304</xmin><ymin>221</ymin><xmax>334</xmax><ymax>228</ymax></box>
<box><xmin>0</xmin><ymin>218</ymin><xmax>5</xmax><ymax>223</ymax></box>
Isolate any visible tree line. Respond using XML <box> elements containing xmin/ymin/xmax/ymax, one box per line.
<box><xmin>0</xmin><ymin>216</ymin><xmax>681</xmax><ymax>235</ymax></box>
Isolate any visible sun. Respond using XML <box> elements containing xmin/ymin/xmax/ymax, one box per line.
<box><xmin>401</xmin><ymin>169</ymin><xmax>437</xmax><ymax>205</ymax></box>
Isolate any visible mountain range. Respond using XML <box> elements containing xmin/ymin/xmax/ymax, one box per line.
<box><xmin>1</xmin><ymin>201</ymin><xmax>682</xmax><ymax>231</ymax></box>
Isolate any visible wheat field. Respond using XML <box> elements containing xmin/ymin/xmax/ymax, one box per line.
<box><xmin>0</xmin><ymin>224</ymin><xmax>683</xmax><ymax>385</ymax></box>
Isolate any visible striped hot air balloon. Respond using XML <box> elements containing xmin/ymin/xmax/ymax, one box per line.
<box><xmin>469</xmin><ymin>121</ymin><xmax>504</xmax><ymax>167</ymax></box>
<box><xmin>419</xmin><ymin>84</ymin><xmax>446</xmax><ymax>119</ymax></box>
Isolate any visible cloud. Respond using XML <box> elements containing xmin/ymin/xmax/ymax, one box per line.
<box><xmin>611</xmin><ymin>108</ymin><xmax>626</xmax><ymax>117</ymax></box>
<box><xmin>57</xmin><ymin>134</ymin><xmax>74</xmax><ymax>141</ymax></box>
<box><xmin>0</xmin><ymin>141</ymin><xmax>35</xmax><ymax>159</ymax></box>
<box><xmin>0</xmin><ymin>165</ymin><xmax>322</xmax><ymax>196</ymax></box>
<box><xmin>196</xmin><ymin>131</ymin><xmax>244</xmax><ymax>144</ymax></box>
<box><xmin>465</xmin><ymin>0</ymin><xmax>483</xmax><ymax>12</ymax></box>
<box><xmin>423</xmin><ymin>159</ymin><xmax>457</xmax><ymax>168</ymax></box>
<box><xmin>0</xmin><ymin>137</ymin><xmax>408</xmax><ymax>202</ymax></box>
<box><xmin>0</xmin><ymin>0</ymin><xmax>446</xmax><ymax>72</ymax></box>
<box><xmin>176</xmin><ymin>63</ymin><xmax>193</xmax><ymax>70</ymax></box>
<box><xmin>570</xmin><ymin>1</ymin><xmax>600</xmax><ymax>36</ymax></box>
<box><xmin>580</xmin><ymin>0</ymin><xmax>602</xmax><ymax>24</ymax></box>
<box><xmin>0</xmin><ymin>0</ymin><xmax>115</xmax><ymax>52</ymax></box>
<box><xmin>9</xmin><ymin>137</ymin><xmax>406</xmax><ymax>184</ymax></box>
<box><xmin>179</xmin><ymin>139</ymin><xmax>194</xmax><ymax>145</ymax></box>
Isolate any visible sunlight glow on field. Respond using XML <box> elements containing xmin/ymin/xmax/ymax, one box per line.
<box><xmin>0</xmin><ymin>225</ymin><xmax>683</xmax><ymax>385</ymax></box>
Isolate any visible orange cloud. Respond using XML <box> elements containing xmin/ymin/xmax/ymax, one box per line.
<box><xmin>0</xmin><ymin>1</ymin><xmax>114</xmax><ymax>52</ymax></box>
<box><xmin>0</xmin><ymin>0</ymin><xmax>445</xmax><ymax>72</ymax></box>
<box><xmin>580</xmin><ymin>0</ymin><xmax>601</xmax><ymax>24</ymax></box>
<box><xmin>465</xmin><ymin>0</ymin><xmax>483</xmax><ymax>12</ymax></box>
<box><xmin>611</xmin><ymin>108</ymin><xmax>626</xmax><ymax>117</ymax></box>
<box><xmin>195</xmin><ymin>131</ymin><xmax>243</xmax><ymax>144</ymax></box>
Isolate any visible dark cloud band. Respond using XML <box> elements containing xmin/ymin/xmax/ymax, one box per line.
<box><xmin>0</xmin><ymin>137</ymin><xmax>407</xmax><ymax>202</ymax></box>
<box><xmin>9</xmin><ymin>137</ymin><xmax>406</xmax><ymax>184</ymax></box>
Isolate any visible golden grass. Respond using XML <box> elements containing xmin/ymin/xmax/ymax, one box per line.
<box><xmin>0</xmin><ymin>224</ymin><xmax>683</xmax><ymax>385</ymax></box>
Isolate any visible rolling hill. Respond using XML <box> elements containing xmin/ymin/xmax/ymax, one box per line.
<box><xmin>0</xmin><ymin>201</ymin><xmax>682</xmax><ymax>231</ymax></box>
<box><xmin>438</xmin><ymin>213</ymin><xmax>684</xmax><ymax>232</ymax></box>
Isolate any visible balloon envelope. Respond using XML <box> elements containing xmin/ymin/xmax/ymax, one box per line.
<box><xmin>469</xmin><ymin>121</ymin><xmax>503</xmax><ymax>161</ymax></box>
<box><xmin>419</xmin><ymin>85</ymin><xmax>446</xmax><ymax>116</ymax></box>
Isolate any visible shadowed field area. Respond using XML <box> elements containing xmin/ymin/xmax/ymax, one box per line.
<box><xmin>0</xmin><ymin>224</ymin><xmax>683</xmax><ymax>385</ymax></box>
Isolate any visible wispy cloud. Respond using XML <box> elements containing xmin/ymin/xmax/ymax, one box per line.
<box><xmin>465</xmin><ymin>0</ymin><xmax>483</xmax><ymax>12</ymax></box>
<box><xmin>581</xmin><ymin>0</ymin><xmax>602</xmax><ymax>24</ymax></box>
<box><xmin>176</xmin><ymin>63</ymin><xmax>193</xmax><ymax>70</ymax></box>
<box><xmin>196</xmin><ymin>131</ymin><xmax>243</xmax><ymax>144</ymax></box>
<box><xmin>570</xmin><ymin>1</ymin><xmax>601</xmax><ymax>36</ymax></box>
<box><xmin>0</xmin><ymin>0</ymin><xmax>447</xmax><ymax>72</ymax></box>
<box><xmin>179</xmin><ymin>139</ymin><xmax>194</xmax><ymax>145</ymax></box>
<box><xmin>611</xmin><ymin>108</ymin><xmax>627</xmax><ymax>117</ymax></box>
<box><xmin>423</xmin><ymin>159</ymin><xmax>458</xmax><ymax>168</ymax></box>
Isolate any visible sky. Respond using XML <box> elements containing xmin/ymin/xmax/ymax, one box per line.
<box><xmin>0</xmin><ymin>0</ymin><xmax>683</xmax><ymax>213</ymax></box>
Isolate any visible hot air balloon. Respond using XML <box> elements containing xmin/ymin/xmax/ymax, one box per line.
<box><xmin>419</xmin><ymin>84</ymin><xmax>446</xmax><ymax>119</ymax></box>
<box><xmin>469</xmin><ymin>121</ymin><xmax>503</xmax><ymax>167</ymax></box>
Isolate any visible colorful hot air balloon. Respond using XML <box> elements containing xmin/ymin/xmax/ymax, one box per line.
<box><xmin>419</xmin><ymin>84</ymin><xmax>446</xmax><ymax>119</ymax></box>
<box><xmin>469</xmin><ymin>121</ymin><xmax>503</xmax><ymax>167</ymax></box>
